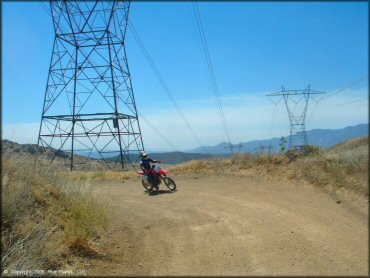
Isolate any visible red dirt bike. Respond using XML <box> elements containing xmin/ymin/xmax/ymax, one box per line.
<box><xmin>137</xmin><ymin>163</ymin><xmax>177</xmax><ymax>192</ymax></box>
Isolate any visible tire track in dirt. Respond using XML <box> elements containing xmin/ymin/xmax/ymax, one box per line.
<box><xmin>81</xmin><ymin>175</ymin><xmax>368</xmax><ymax>276</ymax></box>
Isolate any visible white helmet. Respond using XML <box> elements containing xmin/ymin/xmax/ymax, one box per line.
<box><xmin>140</xmin><ymin>151</ymin><xmax>148</xmax><ymax>159</ymax></box>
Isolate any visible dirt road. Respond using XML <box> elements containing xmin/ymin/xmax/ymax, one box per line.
<box><xmin>80</xmin><ymin>174</ymin><xmax>368</xmax><ymax>276</ymax></box>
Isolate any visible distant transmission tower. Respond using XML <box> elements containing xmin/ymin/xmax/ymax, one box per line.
<box><xmin>224</xmin><ymin>142</ymin><xmax>244</xmax><ymax>154</ymax></box>
<box><xmin>255</xmin><ymin>143</ymin><xmax>272</xmax><ymax>155</ymax></box>
<box><xmin>267</xmin><ymin>85</ymin><xmax>324</xmax><ymax>153</ymax></box>
<box><xmin>37</xmin><ymin>1</ymin><xmax>144</xmax><ymax>170</ymax></box>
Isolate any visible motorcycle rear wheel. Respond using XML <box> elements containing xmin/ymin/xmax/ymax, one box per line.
<box><xmin>164</xmin><ymin>177</ymin><xmax>176</xmax><ymax>191</ymax></box>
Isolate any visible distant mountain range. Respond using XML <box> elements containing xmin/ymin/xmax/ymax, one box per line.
<box><xmin>188</xmin><ymin>123</ymin><xmax>369</xmax><ymax>154</ymax></box>
<box><xmin>2</xmin><ymin>123</ymin><xmax>368</xmax><ymax>165</ymax></box>
<box><xmin>105</xmin><ymin>152</ymin><xmax>217</xmax><ymax>165</ymax></box>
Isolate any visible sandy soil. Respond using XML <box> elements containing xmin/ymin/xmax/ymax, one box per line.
<box><xmin>74</xmin><ymin>174</ymin><xmax>368</xmax><ymax>276</ymax></box>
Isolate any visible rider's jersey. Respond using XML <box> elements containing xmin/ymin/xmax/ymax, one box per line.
<box><xmin>140</xmin><ymin>158</ymin><xmax>158</xmax><ymax>171</ymax></box>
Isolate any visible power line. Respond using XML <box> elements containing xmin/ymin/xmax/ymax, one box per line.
<box><xmin>191</xmin><ymin>2</ymin><xmax>231</xmax><ymax>144</ymax></box>
<box><xmin>337</xmin><ymin>97</ymin><xmax>368</xmax><ymax>106</ymax></box>
<box><xmin>306</xmin><ymin>99</ymin><xmax>321</xmax><ymax>126</ymax></box>
<box><xmin>191</xmin><ymin>1</ymin><xmax>233</xmax><ymax>153</ymax></box>
<box><xmin>128</xmin><ymin>21</ymin><xmax>207</xmax><ymax>153</ymax></box>
<box><xmin>138</xmin><ymin>111</ymin><xmax>181</xmax><ymax>152</ymax></box>
<box><xmin>322</xmin><ymin>76</ymin><xmax>368</xmax><ymax>100</ymax></box>
<box><xmin>306</xmin><ymin>76</ymin><xmax>368</xmax><ymax>126</ymax></box>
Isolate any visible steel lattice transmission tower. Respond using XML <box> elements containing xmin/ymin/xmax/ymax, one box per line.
<box><xmin>37</xmin><ymin>0</ymin><xmax>144</xmax><ymax>170</ymax></box>
<box><xmin>267</xmin><ymin>85</ymin><xmax>325</xmax><ymax>152</ymax></box>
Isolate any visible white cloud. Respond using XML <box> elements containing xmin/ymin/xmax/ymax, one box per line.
<box><xmin>2</xmin><ymin>88</ymin><xmax>368</xmax><ymax>151</ymax></box>
<box><xmin>140</xmin><ymin>88</ymin><xmax>368</xmax><ymax>150</ymax></box>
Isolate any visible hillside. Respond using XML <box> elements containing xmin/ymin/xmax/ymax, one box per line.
<box><xmin>83</xmin><ymin>124</ymin><xmax>369</xmax><ymax>159</ymax></box>
<box><xmin>1</xmin><ymin>140</ymin><xmax>106</xmax><ymax>170</ymax></box>
<box><xmin>188</xmin><ymin>123</ymin><xmax>368</xmax><ymax>154</ymax></box>
<box><xmin>3</xmin><ymin>123</ymin><xmax>367</xmax><ymax>164</ymax></box>
<box><xmin>2</xmin><ymin>140</ymin><xmax>219</xmax><ymax>166</ymax></box>
<box><xmin>2</xmin><ymin>151</ymin><xmax>107</xmax><ymax>272</ymax></box>
<box><xmin>328</xmin><ymin>136</ymin><xmax>368</xmax><ymax>152</ymax></box>
<box><xmin>2</xmin><ymin>139</ymin><xmax>69</xmax><ymax>158</ymax></box>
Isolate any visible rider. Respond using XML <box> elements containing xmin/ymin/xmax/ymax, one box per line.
<box><xmin>139</xmin><ymin>151</ymin><xmax>161</xmax><ymax>183</ymax></box>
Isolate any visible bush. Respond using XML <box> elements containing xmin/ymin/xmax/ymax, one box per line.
<box><xmin>285</xmin><ymin>145</ymin><xmax>323</xmax><ymax>162</ymax></box>
<box><xmin>63</xmin><ymin>189</ymin><xmax>107</xmax><ymax>254</ymax></box>
<box><xmin>290</xmin><ymin>143</ymin><xmax>368</xmax><ymax>195</ymax></box>
<box><xmin>1</xmin><ymin>156</ymin><xmax>108</xmax><ymax>270</ymax></box>
<box><xmin>170</xmin><ymin>142</ymin><xmax>367</xmax><ymax>195</ymax></box>
<box><xmin>304</xmin><ymin>145</ymin><xmax>323</xmax><ymax>155</ymax></box>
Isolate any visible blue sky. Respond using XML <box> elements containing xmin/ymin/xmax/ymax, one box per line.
<box><xmin>2</xmin><ymin>1</ymin><xmax>368</xmax><ymax>151</ymax></box>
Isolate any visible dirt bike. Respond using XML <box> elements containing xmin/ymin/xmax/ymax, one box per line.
<box><xmin>137</xmin><ymin>163</ymin><xmax>177</xmax><ymax>192</ymax></box>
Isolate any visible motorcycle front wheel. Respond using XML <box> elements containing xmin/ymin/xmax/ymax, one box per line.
<box><xmin>142</xmin><ymin>179</ymin><xmax>153</xmax><ymax>191</ymax></box>
<box><xmin>164</xmin><ymin>177</ymin><xmax>176</xmax><ymax>191</ymax></box>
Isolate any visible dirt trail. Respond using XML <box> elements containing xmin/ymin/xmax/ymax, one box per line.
<box><xmin>78</xmin><ymin>174</ymin><xmax>368</xmax><ymax>276</ymax></box>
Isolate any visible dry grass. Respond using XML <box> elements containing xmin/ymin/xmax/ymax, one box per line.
<box><xmin>66</xmin><ymin>169</ymin><xmax>138</xmax><ymax>182</ymax></box>
<box><xmin>171</xmin><ymin>158</ymin><xmax>229</xmax><ymax>175</ymax></box>
<box><xmin>1</xmin><ymin>155</ymin><xmax>108</xmax><ymax>271</ymax></box>
<box><xmin>294</xmin><ymin>141</ymin><xmax>368</xmax><ymax>195</ymax></box>
<box><xmin>171</xmin><ymin>139</ymin><xmax>368</xmax><ymax>196</ymax></box>
<box><xmin>170</xmin><ymin>153</ymin><xmax>289</xmax><ymax>175</ymax></box>
<box><xmin>63</xmin><ymin>138</ymin><xmax>368</xmax><ymax>197</ymax></box>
